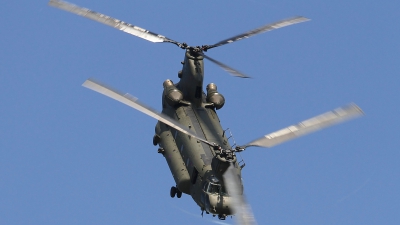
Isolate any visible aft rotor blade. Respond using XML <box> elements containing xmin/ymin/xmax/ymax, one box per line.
<box><xmin>48</xmin><ymin>0</ymin><xmax>181</xmax><ymax>46</ymax></box>
<box><xmin>245</xmin><ymin>103</ymin><xmax>364</xmax><ymax>148</ymax></box>
<box><xmin>223</xmin><ymin>164</ymin><xmax>257</xmax><ymax>225</ymax></box>
<box><xmin>208</xmin><ymin>16</ymin><xmax>310</xmax><ymax>49</ymax></box>
<box><xmin>82</xmin><ymin>79</ymin><xmax>216</xmax><ymax>147</ymax></box>
<box><xmin>202</xmin><ymin>54</ymin><xmax>250</xmax><ymax>78</ymax></box>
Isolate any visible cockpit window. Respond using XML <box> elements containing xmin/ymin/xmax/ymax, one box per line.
<box><xmin>207</xmin><ymin>183</ymin><xmax>220</xmax><ymax>194</ymax></box>
<box><xmin>205</xmin><ymin>182</ymin><xmax>229</xmax><ymax>196</ymax></box>
<box><xmin>220</xmin><ymin>185</ymin><xmax>228</xmax><ymax>196</ymax></box>
<box><xmin>203</xmin><ymin>182</ymin><xmax>208</xmax><ymax>191</ymax></box>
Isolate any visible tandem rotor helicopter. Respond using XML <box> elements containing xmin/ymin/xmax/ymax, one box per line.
<box><xmin>49</xmin><ymin>0</ymin><xmax>364</xmax><ymax>224</ymax></box>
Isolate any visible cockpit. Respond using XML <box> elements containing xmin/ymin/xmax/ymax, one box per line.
<box><xmin>202</xmin><ymin>176</ymin><xmax>229</xmax><ymax>196</ymax></box>
<box><xmin>200</xmin><ymin>175</ymin><xmax>244</xmax><ymax>218</ymax></box>
<box><xmin>204</xmin><ymin>181</ymin><xmax>229</xmax><ymax>196</ymax></box>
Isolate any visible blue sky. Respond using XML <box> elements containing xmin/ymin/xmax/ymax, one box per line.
<box><xmin>1</xmin><ymin>1</ymin><xmax>399</xmax><ymax>224</ymax></box>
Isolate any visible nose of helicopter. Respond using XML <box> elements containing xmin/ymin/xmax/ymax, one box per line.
<box><xmin>206</xmin><ymin>193</ymin><xmax>234</xmax><ymax>216</ymax></box>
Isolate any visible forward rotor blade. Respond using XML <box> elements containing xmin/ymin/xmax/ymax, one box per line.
<box><xmin>245</xmin><ymin>103</ymin><xmax>364</xmax><ymax>148</ymax></box>
<box><xmin>202</xmin><ymin>54</ymin><xmax>250</xmax><ymax>78</ymax></box>
<box><xmin>82</xmin><ymin>79</ymin><xmax>215</xmax><ymax>147</ymax></box>
<box><xmin>223</xmin><ymin>164</ymin><xmax>257</xmax><ymax>225</ymax></box>
<box><xmin>208</xmin><ymin>16</ymin><xmax>310</xmax><ymax>49</ymax></box>
<box><xmin>48</xmin><ymin>0</ymin><xmax>181</xmax><ymax>46</ymax></box>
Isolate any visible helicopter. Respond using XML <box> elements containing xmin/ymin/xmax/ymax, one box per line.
<box><xmin>49</xmin><ymin>0</ymin><xmax>364</xmax><ymax>224</ymax></box>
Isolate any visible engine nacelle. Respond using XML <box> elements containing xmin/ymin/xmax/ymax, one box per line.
<box><xmin>206</xmin><ymin>83</ymin><xmax>225</xmax><ymax>110</ymax></box>
<box><xmin>163</xmin><ymin>79</ymin><xmax>183</xmax><ymax>107</ymax></box>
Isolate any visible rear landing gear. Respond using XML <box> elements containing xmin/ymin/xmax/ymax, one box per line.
<box><xmin>176</xmin><ymin>189</ymin><xmax>182</xmax><ymax>198</ymax></box>
<box><xmin>170</xmin><ymin>186</ymin><xmax>182</xmax><ymax>198</ymax></box>
<box><xmin>170</xmin><ymin>186</ymin><xmax>176</xmax><ymax>198</ymax></box>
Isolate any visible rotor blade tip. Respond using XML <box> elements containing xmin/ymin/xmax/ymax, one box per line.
<box><xmin>349</xmin><ymin>103</ymin><xmax>365</xmax><ymax>116</ymax></box>
<box><xmin>82</xmin><ymin>78</ymin><xmax>103</xmax><ymax>91</ymax></box>
<box><xmin>82</xmin><ymin>78</ymin><xmax>94</xmax><ymax>87</ymax></box>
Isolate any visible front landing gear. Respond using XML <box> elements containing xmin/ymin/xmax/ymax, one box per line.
<box><xmin>218</xmin><ymin>214</ymin><xmax>226</xmax><ymax>220</ymax></box>
<box><xmin>170</xmin><ymin>186</ymin><xmax>182</xmax><ymax>198</ymax></box>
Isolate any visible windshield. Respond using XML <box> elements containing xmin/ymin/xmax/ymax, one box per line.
<box><xmin>206</xmin><ymin>182</ymin><xmax>229</xmax><ymax>196</ymax></box>
<box><xmin>220</xmin><ymin>185</ymin><xmax>229</xmax><ymax>196</ymax></box>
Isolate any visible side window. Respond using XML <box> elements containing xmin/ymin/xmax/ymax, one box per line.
<box><xmin>203</xmin><ymin>182</ymin><xmax>209</xmax><ymax>192</ymax></box>
<box><xmin>207</xmin><ymin>184</ymin><xmax>212</xmax><ymax>193</ymax></box>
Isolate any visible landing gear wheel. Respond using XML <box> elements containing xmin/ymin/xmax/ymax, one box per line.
<box><xmin>170</xmin><ymin>186</ymin><xmax>177</xmax><ymax>198</ymax></box>
<box><xmin>176</xmin><ymin>189</ymin><xmax>182</xmax><ymax>198</ymax></box>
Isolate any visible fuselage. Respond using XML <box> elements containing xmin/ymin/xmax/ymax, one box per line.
<box><xmin>153</xmin><ymin>49</ymin><xmax>243</xmax><ymax>217</ymax></box>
